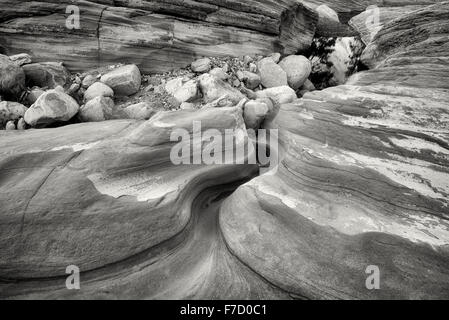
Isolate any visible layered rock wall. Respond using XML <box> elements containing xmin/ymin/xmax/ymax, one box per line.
<box><xmin>221</xmin><ymin>2</ymin><xmax>449</xmax><ymax>299</ymax></box>
<box><xmin>0</xmin><ymin>0</ymin><xmax>317</xmax><ymax>73</ymax></box>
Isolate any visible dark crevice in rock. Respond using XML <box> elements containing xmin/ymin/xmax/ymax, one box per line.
<box><xmin>96</xmin><ymin>6</ymin><xmax>109</xmax><ymax>66</ymax></box>
<box><xmin>2</xmin><ymin>177</ymin><xmax>293</xmax><ymax>300</ymax></box>
<box><xmin>19</xmin><ymin>166</ymin><xmax>56</xmax><ymax>234</ymax></box>
<box><xmin>304</xmin><ymin>36</ymin><xmax>366</xmax><ymax>90</ymax></box>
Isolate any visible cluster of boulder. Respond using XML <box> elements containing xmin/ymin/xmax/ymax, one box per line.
<box><xmin>1</xmin><ymin>51</ymin><xmax>315</xmax><ymax>132</ymax></box>
<box><xmin>0</xmin><ymin>54</ymin><xmax>154</xmax><ymax>130</ymax></box>
<box><xmin>163</xmin><ymin>53</ymin><xmax>315</xmax><ymax>129</ymax></box>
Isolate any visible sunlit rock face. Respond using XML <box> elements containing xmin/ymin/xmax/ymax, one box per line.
<box><xmin>220</xmin><ymin>2</ymin><xmax>449</xmax><ymax>299</ymax></box>
<box><xmin>0</xmin><ymin>0</ymin><xmax>317</xmax><ymax>74</ymax></box>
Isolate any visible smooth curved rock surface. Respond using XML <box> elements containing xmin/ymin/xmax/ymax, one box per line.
<box><xmin>304</xmin><ymin>0</ymin><xmax>447</xmax><ymax>37</ymax></box>
<box><xmin>220</xmin><ymin>2</ymin><xmax>449</xmax><ymax>299</ymax></box>
<box><xmin>0</xmin><ymin>107</ymin><xmax>293</xmax><ymax>299</ymax></box>
<box><xmin>1</xmin><ymin>0</ymin><xmax>449</xmax><ymax>301</ymax></box>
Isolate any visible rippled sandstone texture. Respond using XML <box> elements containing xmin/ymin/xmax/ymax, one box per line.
<box><xmin>1</xmin><ymin>1</ymin><xmax>442</xmax><ymax>73</ymax></box>
<box><xmin>0</xmin><ymin>0</ymin><xmax>318</xmax><ymax>74</ymax></box>
<box><xmin>0</xmin><ymin>107</ymin><xmax>292</xmax><ymax>299</ymax></box>
<box><xmin>304</xmin><ymin>0</ymin><xmax>445</xmax><ymax>22</ymax></box>
<box><xmin>1</xmin><ymin>1</ymin><xmax>449</xmax><ymax>300</ymax></box>
<box><xmin>221</xmin><ymin>2</ymin><xmax>449</xmax><ymax>299</ymax></box>
<box><xmin>304</xmin><ymin>0</ymin><xmax>447</xmax><ymax>37</ymax></box>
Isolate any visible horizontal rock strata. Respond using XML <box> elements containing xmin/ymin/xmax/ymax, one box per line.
<box><xmin>304</xmin><ymin>0</ymin><xmax>445</xmax><ymax>23</ymax></box>
<box><xmin>0</xmin><ymin>107</ymin><xmax>293</xmax><ymax>299</ymax></box>
<box><xmin>0</xmin><ymin>0</ymin><xmax>317</xmax><ymax>73</ymax></box>
<box><xmin>1</xmin><ymin>1</ymin><xmax>449</xmax><ymax>300</ymax></box>
<box><xmin>349</xmin><ymin>5</ymin><xmax>430</xmax><ymax>44</ymax></box>
<box><xmin>220</xmin><ymin>2</ymin><xmax>449</xmax><ymax>299</ymax></box>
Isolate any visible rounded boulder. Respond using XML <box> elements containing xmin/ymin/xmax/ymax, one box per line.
<box><xmin>257</xmin><ymin>57</ymin><xmax>288</xmax><ymax>88</ymax></box>
<box><xmin>0</xmin><ymin>54</ymin><xmax>26</xmax><ymax>100</ymax></box>
<box><xmin>84</xmin><ymin>82</ymin><xmax>114</xmax><ymax>102</ymax></box>
<box><xmin>278</xmin><ymin>55</ymin><xmax>312</xmax><ymax>90</ymax></box>
<box><xmin>100</xmin><ymin>65</ymin><xmax>141</xmax><ymax>96</ymax></box>
<box><xmin>24</xmin><ymin>90</ymin><xmax>79</xmax><ymax>127</ymax></box>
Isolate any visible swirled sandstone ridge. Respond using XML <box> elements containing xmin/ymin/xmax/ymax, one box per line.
<box><xmin>221</xmin><ymin>2</ymin><xmax>449</xmax><ymax>299</ymax></box>
<box><xmin>0</xmin><ymin>107</ymin><xmax>288</xmax><ymax>299</ymax></box>
<box><xmin>1</xmin><ymin>1</ymin><xmax>449</xmax><ymax>300</ymax></box>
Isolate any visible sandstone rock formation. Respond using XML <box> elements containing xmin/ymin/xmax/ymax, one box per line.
<box><xmin>302</xmin><ymin>0</ymin><xmax>449</xmax><ymax>38</ymax></box>
<box><xmin>1</xmin><ymin>0</ymin><xmax>449</xmax><ymax>301</ymax></box>
<box><xmin>221</xmin><ymin>2</ymin><xmax>449</xmax><ymax>299</ymax></box>
<box><xmin>0</xmin><ymin>0</ymin><xmax>317</xmax><ymax>74</ymax></box>
<box><xmin>0</xmin><ymin>107</ymin><xmax>281</xmax><ymax>299</ymax></box>
<box><xmin>304</xmin><ymin>0</ymin><xmax>445</xmax><ymax>23</ymax></box>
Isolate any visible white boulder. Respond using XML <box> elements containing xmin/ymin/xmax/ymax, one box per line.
<box><xmin>100</xmin><ymin>64</ymin><xmax>141</xmax><ymax>96</ymax></box>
